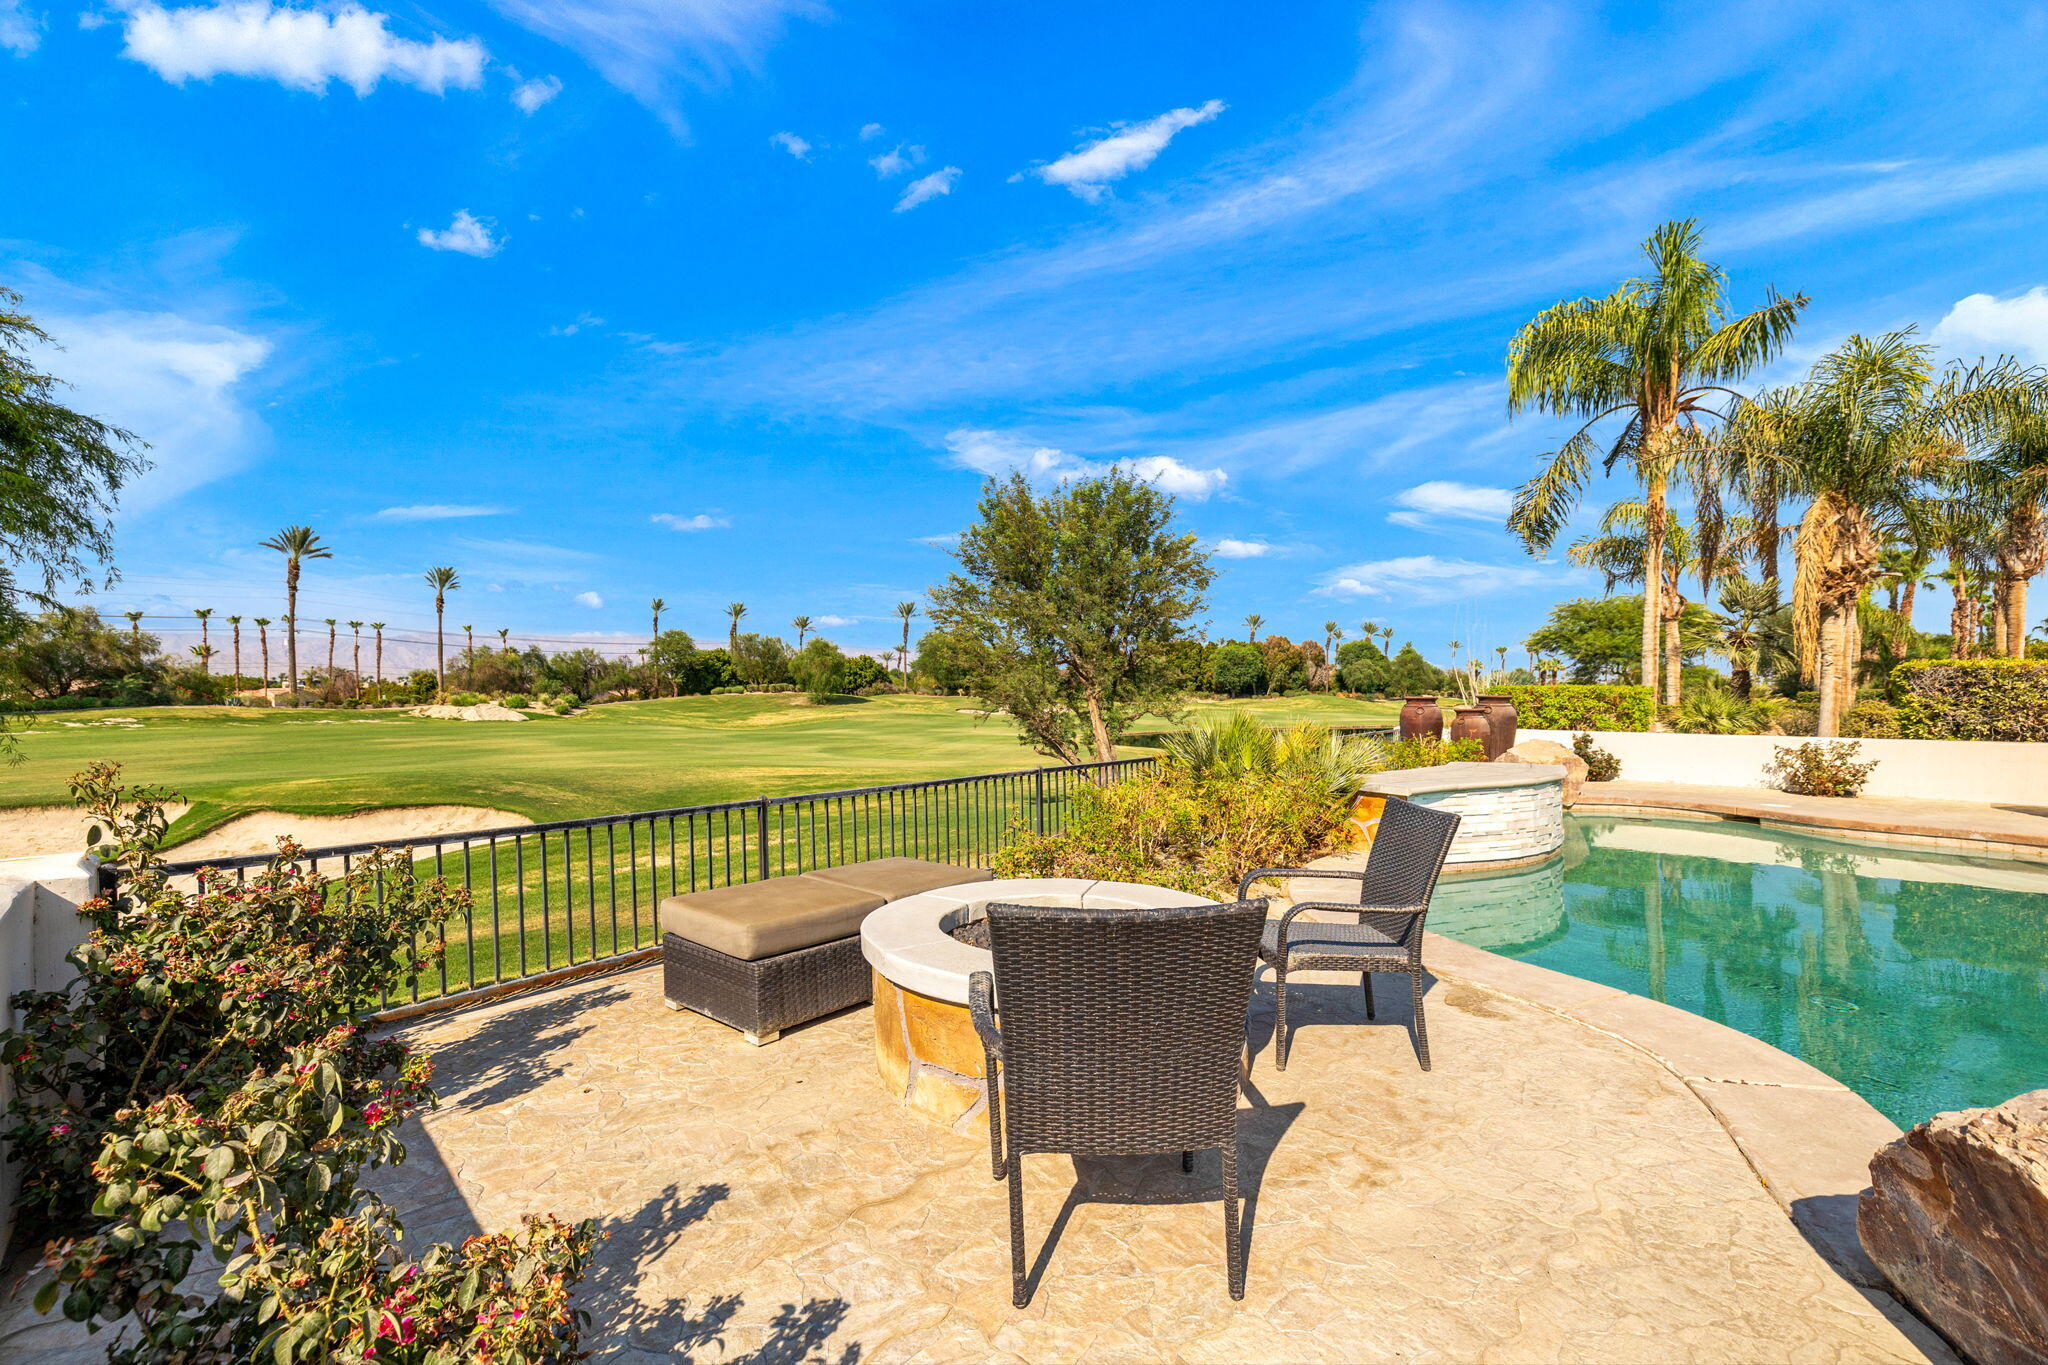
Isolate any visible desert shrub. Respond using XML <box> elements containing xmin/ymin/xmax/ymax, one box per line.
<box><xmin>502</xmin><ymin>693</ymin><xmax>530</xmax><ymax>709</ymax></box>
<box><xmin>1765</xmin><ymin>740</ymin><xmax>1877</xmax><ymax>796</ymax></box>
<box><xmin>445</xmin><ymin>691</ymin><xmax>485</xmax><ymax>707</ymax></box>
<box><xmin>1507</xmin><ymin>684</ymin><xmax>1654</xmax><ymax>732</ymax></box>
<box><xmin>1895</xmin><ymin>659</ymin><xmax>2048</xmax><ymax>740</ymax></box>
<box><xmin>1377</xmin><ymin>736</ymin><xmax>1484</xmax><ymax>769</ymax></box>
<box><xmin>1672</xmin><ymin>687</ymin><xmax>1773</xmax><ymax>735</ymax></box>
<box><xmin>1571</xmin><ymin>733</ymin><xmax>1620</xmax><ymax>781</ymax></box>
<box><xmin>1770</xmin><ymin>705</ymin><xmax>1819</xmax><ymax>736</ymax></box>
<box><xmin>1839</xmin><ymin>699</ymin><xmax>1902</xmax><ymax>739</ymax></box>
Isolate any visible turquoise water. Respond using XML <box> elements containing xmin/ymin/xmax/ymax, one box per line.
<box><xmin>1431</xmin><ymin>815</ymin><xmax>2048</xmax><ymax>1127</ymax></box>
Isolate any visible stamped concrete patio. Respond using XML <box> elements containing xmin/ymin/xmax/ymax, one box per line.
<box><xmin>337</xmin><ymin>937</ymin><xmax>1952</xmax><ymax>1364</ymax></box>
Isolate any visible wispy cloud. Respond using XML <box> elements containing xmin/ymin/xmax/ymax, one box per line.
<box><xmin>770</xmin><ymin>129</ymin><xmax>812</xmax><ymax>159</ymax></box>
<box><xmin>1212</xmin><ymin>538</ymin><xmax>1273</xmax><ymax>559</ymax></box>
<box><xmin>511</xmin><ymin>73</ymin><xmax>561</xmax><ymax>112</ymax></box>
<box><xmin>1029</xmin><ymin>99</ymin><xmax>1225</xmax><ymax>202</ymax></box>
<box><xmin>650</xmin><ymin>511</ymin><xmax>731</xmax><ymax>531</ymax></box>
<box><xmin>118</xmin><ymin>1</ymin><xmax>486</xmax><ymax>95</ymax></box>
<box><xmin>869</xmin><ymin>143</ymin><xmax>923</xmax><ymax>178</ymax></box>
<box><xmin>416</xmin><ymin>209</ymin><xmax>501</xmax><ymax>256</ymax></box>
<box><xmin>943</xmin><ymin>429</ymin><xmax>1226</xmax><ymax>500</ymax></box>
<box><xmin>374</xmin><ymin>504</ymin><xmax>509</xmax><ymax>521</ymax></box>
<box><xmin>814</xmin><ymin>613</ymin><xmax>857</xmax><ymax>627</ymax></box>
<box><xmin>1318</xmin><ymin>556</ymin><xmax>1566</xmax><ymax>603</ymax></box>
<box><xmin>894</xmin><ymin>165</ymin><xmax>960</xmax><ymax>212</ymax></box>
<box><xmin>858</xmin><ymin>121</ymin><xmax>884</xmax><ymax>140</ymax></box>
<box><xmin>1</xmin><ymin>0</ymin><xmax>40</xmax><ymax>54</ymax></box>
<box><xmin>1386</xmin><ymin>480</ymin><xmax>1511</xmax><ymax>530</ymax></box>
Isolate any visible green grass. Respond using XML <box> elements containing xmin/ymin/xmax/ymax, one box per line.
<box><xmin>0</xmin><ymin>692</ymin><xmax>1402</xmax><ymax>833</ymax></box>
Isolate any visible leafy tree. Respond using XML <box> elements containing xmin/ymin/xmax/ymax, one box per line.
<box><xmin>912</xmin><ymin>628</ymin><xmax>976</xmax><ymax>693</ymax></box>
<box><xmin>0</xmin><ymin>607</ymin><xmax>154</xmax><ymax>699</ymax></box>
<box><xmin>1208</xmin><ymin>642</ymin><xmax>1266</xmax><ymax>696</ymax></box>
<box><xmin>730</xmin><ymin>631</ymin><xmax>793</xmax><ymax>685</ymax></box>
<box><xmin>842</xmin><ymin>654</ymin><xmax>888</xmax><ymax>691</ymax></box>
<box><xmin>929</xmin><ymin>471</ymin><xmax>1213</xmax><ymax>762</ymax></box>
<box><xmin>1507</xmin><ymin>219</ymin><xmax>1804</xmax><ymax>704</ymax></box>
<box><xmin>647</xmin><ymin>629</ymin><xmax>697</xmax><ymax>691</ymax></box>
<box><xmin>790</xmin><ymin>637</ymin><xmax>851</xmax><ymax>699</ymax></box>
<box><xmin>1259</xmin><ymin>635</ymin><xmax>1307</xmax><ymax>694</ymax></box>
<box><xmin>1385</xmin><ymin>643</ymin><xmax>1446</xmax><ymax>695</ymax></box>
<box><xmin>1336</xmin><ymin>645</ymin><xmax>1389</xmax><ymax>695</ymax></box>
<box><xmin>259</xmin><ymin>526</ymin><xmax>331</xmax><ymax>699</ymax></box>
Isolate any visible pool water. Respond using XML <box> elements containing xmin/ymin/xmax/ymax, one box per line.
<box><xmin>1431</xmin><ymin>815</ymin><xmax>2048</xmax><ymax>1127</ymax></box>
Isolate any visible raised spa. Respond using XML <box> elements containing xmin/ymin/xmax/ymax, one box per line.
<box><xmin>860</xmin><ymin>877</ymin><xmax>1218</xmax><ymax>1132</ymax></box>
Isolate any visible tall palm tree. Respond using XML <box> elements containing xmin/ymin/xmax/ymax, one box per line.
<box><xmin>1243</xmin><ymin>613</ymin><xmax>1264</xmax><ymax>644</ymax></box>
<box><xmin>1976</xmin><ymin>399</ymin><xmax>2048</xmax><ymax>656</ymax></box>
<box><xmin>792</xmin><ymin>614</ymin><xmax>813</xmax><ymax>648</ymax></box>
<box><xmin>1495</xmin><ymin>645</ymin><xmax>1509</xmax><ymax>675</ymax></box>
<box><xmin>726</xmin><ymin>602</ymin><xmax>747</xmax><ymax>656</ymax></box>
<box><xmin>348</xmin><ymin>621</ymin><xmax>363</xmax><ymax>694</ymax></box>
<box><xmin>324</xmin><ymin>619</ymin><xmax>337</xmax><ymax>681</ymax></box>
<box><xmin>371</xmin><ymin>623</ymin><xmax>386</xmax><ymax>688</ymax></box>
<box><xmin>1322</xmin><ymin>621</ymin><xmax>1342</xmax><ymax>688</ymax></box>
<box><xmin>1876</xmin><ymin>524</ymin><xmax>1938</xmax><ymax>660</ymax></box>
<box><xmin>260</xmin><ymin>526</ymin><xmax>332</xmax><ymax>699</ymax></box>
<box><xmin>425</xmin><ymin>567</ymin><xmax>460</xmax><ymax>699</ymax></box>
<box><xmin>1571</xmin><ymin>502</ymin><xmax>1742</xmax><ymax>699</ymax></box>
<box><xmin>193</xmin><ymin>608</ymin><xmax>213</xmax><ymax>675</ymax></box>
<box><xmin>895</xmin><ymin>601</ymin><xmax>917</xmax><ymax>680</ymax></box>
<box><xmin>497</xmin><ymin>627</ymin><xmax>510</xmax><ymax>655</ymax></box>
<box><xmin>253</xmin><ymin>618</ymin><xmax>272</xmax><ymax>700</ymax></box>
<box><xmin>1507</xmin><ymin>219</ymin><xmax>1806</xmax><ymax>706</ymax></box>
<box><xmin>123</xmin><ymin>610</ymin><xmax>144</xmax><ymax>654</ymax></box>
<box><xmin>462</xmin><ymin>624</ymin><xmax>474</xmax><ymax>673</ymax></box>
<box><xmin>649</xmin><ymin>598</ymin><xmax>666</xmax><ymax>696</ymax></box>
<box><xmin>226</xmin><ymin>615</ymin><xmax>243</xmax><ymax>690</ymax></box>
<box><xmin>188</xmin><ymin>643</ymin><xmax>215</xmax><ymax>676</ymax></box>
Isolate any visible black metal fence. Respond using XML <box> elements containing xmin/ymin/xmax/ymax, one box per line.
<box><xmin>101</xmin><ymin>757</ymin><xmax>1156</xmax><ymax>1015</ymax></box>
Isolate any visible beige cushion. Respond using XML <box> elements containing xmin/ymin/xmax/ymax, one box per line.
<box><xmin>803</xmin><ymin>857</ymin><xmax>992</xmax><ymax>902</ymax></box>
<box><xmin>658</xmin><ymin>878</ymin><xmax>884</xmax><ymax>961</ymax></box>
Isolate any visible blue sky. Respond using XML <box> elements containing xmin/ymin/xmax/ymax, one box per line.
<box><xmin>7</xmin><ymin>0</ymin><xmax>2048</xmax><ymax>668</ymax></box>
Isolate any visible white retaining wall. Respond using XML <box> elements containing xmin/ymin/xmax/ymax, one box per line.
<box><xmin>1522</xmin><ymin>729</ymin><xmax>2048</xmax><ymax>804</ymax></box>
<box><xmin>0</xmin><ymin>854</ymin><xmax>96</xmax><ymax>1258</ymax></box>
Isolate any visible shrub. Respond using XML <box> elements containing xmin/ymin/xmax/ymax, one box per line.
<box><xmin>1765</xmin><ymin>740</ymin><xmax>1877</xmax><ymax>796</ymax></box>
<box><xmin>502</xmin><ymin>693</ymin><xmax>530</xmax><ymax>709</ymax></box>
<box><xmin>1207</xmin><ymin>643</ymin><xmax>1266</xmax><ymax>697</ymax></box>
<box><xmin>1771</xmin><ymin>705</ymin><xmax>1819</xmax><ymax>736</ymax></box>
<box><xmin>1507</xmin><ymin>684</ymin><xmax>1654</xmax><ymax>732</ymax></box>
<box><xmin>445</xmin><ymin>691</ymin><xmax>485</xmax><ymax>707</ymax></box>
<box><xmin>790</xmin><ymin>638</ymin><xmax>850</xmax><ymax>700</ymax></box>
<box><xmin>1377</xmin><ymin>736</ymin><xmax>1484</xmax><ymax>769</ymax></box>
<box><xmin>1895</xmin><ymin>659</ymin><xmax>2048</xmax><ymax>740</ymax></box>
<box><xmin>1572</xmin><ymin>733</ymin><xmax>1620</xmax><ymax>781</ymax></box>
<box><xmin>1839</xmin><ymin>699</ymin><xmax>1902</xmax><ymax>739</ymax></box>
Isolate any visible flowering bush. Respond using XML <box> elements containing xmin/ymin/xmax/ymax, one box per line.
<box><xmin>1571</xmin><ymin>733</ymin><xmax>1620</xmax><ymax>781</ymax></box>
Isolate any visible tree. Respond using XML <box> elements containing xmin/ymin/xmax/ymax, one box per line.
<box><xmin>894</xmin><ymin>601</ymin><xmax>918</xmax><ymax>682</ymax></box>
<box><xmin>260</xmin><ymin>526</ymin><xmax>331</xmax><ymax>700</ymax></box>
<box><xmin>649</xmin><ymin>598</ymin><xmax>667</xmax><ymax>696</ymax></box>
<box><xmin>1322</xmin><ymin>622</ymin><xmax>1342</xmax><ymax>689</ymax></box>
<box><xmin>253</xmin><ymin>618</ymin><xmax>271</xmax><ymax>697</ymax></box>
<box><xmin>370</xmin><ymin>623</ymin><xmax>385</xmax><ymax>688</ymax></box>
<box><xmin>425</xmin><ymin>566</ymin><xmax>460</xmax><ymax>700</ymax></box>
<box><xmin>1259</xmin><ymin>635</ymin><xmax>1306</xmax><ymax>694</ymax></box>
<box><xmin>912</xmin><ymin>629</ymin><xmax>975</xmax><ymax>693</ymax></box>
<box><xmin>791</xmin><ymin>614</ymin><xmax>813</xmax><ymax>649</ymax></box>
<box><xmin>647</xmin><ymin>629</ymin><xmax>697</xmax><ymax>691</ymax></box>
<box><xmin>496</xmin><ymin>627</ymin><xmax>509</xmax><ymax>654</ymax></box>
<box><xmin>1715</xmin><ymin>577</ymin><xmax>1786</xmax><ymax>699</ymax></box>
<box><xmin>1384</xmin><ymin>643</ymin><xmax>1444</xmax><ymax>696</ymax></box>
<box><xmin>193</xmin><ymin>608</ymin><xmax>212</xmax><ymax>677</ymax></box>
<box><xmin>842</xmin><ymin>654</ymin><xmax>888</xmax><ymax>691</ymax></box>
<box><xmin>928</xmin><ymin>471</ymin><xmax>1213</xmax><ymax>762</ymax></box>
<box><xmin>1525</xmin><ymin>597</ymin><xmax>1649</xmax><ymax>682</ymax></box>
<box><xmin>1507</xmin><ymin>219</ymin><xmax>1805</xmax><ymax>707</ymax></box>
<box><xmin>1243</xmin><ymin>613</ymin><xmax>1264</xmax><ymax>644</ymax></box>
<box><xmin>725</xmin><ymin>602</ymin><xmax>746</xmax><ymax>656</ymax></box>
<box><xmin>1208</xmin><ymin>642</ymin><xmax>1266</xmax><ymax>697</ymax></box>
<box><xmin>0</xmin><ymin>289</ymin><xmax>150</xmax><ymax>623</ymax></box>
<box><xmin>348</xmin><ymin>621</ymin><xmax>363</xmax><ymax>695</ymax></box>
<box><xmin>1568</xmin><ymin>505</ymin><xmax>1739</xmax><ymax>703</ymax></box>
<box><xmin>0</xmin><ymin>607</ymin><xmax>153</xmax><ymax>699</ymax></box>
<box><xmin>123</xmin><ymin>611</ymin><xmax>144</xmax><ymax>652</ymax></box>
<box><xmin>1976</xmin><ymin>405</ymin><xmax>2048</xmax><ymax>656</ymax></box>
<box><xmin>730</xmin><ymin>632</ymin><xmax>794</xmax><ymax>685</ymax></box>
<box><xmin>790</xmin><ymin>637</ymin><xmax>850</xmax><ymax>700</ymax></box>
<box><xmin>226</xmin><ymin>615</ymin><xmax>242</xmax><ymax>691</ymax></box>
<box><xmin>324</xmin><ymin>618</ymin><xmax>337</xmax><ymax>680</ymax></box>
<box><xmin>462</xmin><ymin>624</ymin><xmax>474</xmax><ymax>672</ymax></box>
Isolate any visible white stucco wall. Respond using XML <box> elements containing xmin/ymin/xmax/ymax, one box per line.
<box><xmin>1521</xmin><ymin>729</ymin><xmax>2048</xmax><ymax>804</ymax></box>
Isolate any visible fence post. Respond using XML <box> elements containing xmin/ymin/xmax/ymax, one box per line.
<box><xmin>756</xmin><ymin>796</ymin><xmax>771</xmax><ymax>880</ymax></box>
<box><xmin>1032</xmin><ymin>767</ymin><xmax>1047</xmax><ymax>833</ymax></box>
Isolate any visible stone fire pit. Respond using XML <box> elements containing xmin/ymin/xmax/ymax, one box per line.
<box><xmin>859</xmin><ymin>877</ymin><xmax>1217</xmax><ymax>1132</ymax></box>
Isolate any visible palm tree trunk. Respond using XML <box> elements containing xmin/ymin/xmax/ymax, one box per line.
<box><xmin>1950</xmin><ymin>578</ymin><xmax>1973</xmax><ymax>659</ymax></box>
<box><xmin>1641</xmin><ymin>476</ymin><xmax>1666</xmax><ymax>712</ymax></box>
<box><xmin>2010</xmin><ymin>579</ymin><xmax>2032</xmax><ymax>658</ymax></box>
<box><xmin>1816</xmin><ymin>603</ymin><xmax>1845</xmax><ymax>738</ymax></box>
<box><xmin>375</xmin><ymin>630</ymin><xmax>384</xmax><ymax>687</ymax></box>
<box><xmin>1662</xmin><ymin>614</ymin><xmax>1681</xmax><ymax>706</ymax></box>
<box><xmin>1896</xmin><ymin>578</ymin><xmax>1917</xmax><ymax>657</ymax></box>
<box><xmin>284</xmin><ymin>571</ymin><xmax>300</xmax><ymax>699</ymax></box>
<box><xmin>435</xmin><ymin>603</ymin><xmax>446</xmax><ymax>699</ymax></box>
<box><xmin>1837</xmin><ymin>608</ymin><xmax>1859</xmax><ymax>717</ymax></box>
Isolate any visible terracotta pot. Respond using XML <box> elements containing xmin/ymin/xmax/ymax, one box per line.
<box><xmin>1449</xmin><ymin>706</ymin><xmax>1491</xmax><ymax>750</ymax></box>
<box><xmin>1477</xmin><ymin>694</ymin><xmax>1518</xmax><ymax>760</ymax></box>
<box><xmin>1397</xmin><ymin>696</ymin><xmax>1442</xmax><ymax>741</ymax></box>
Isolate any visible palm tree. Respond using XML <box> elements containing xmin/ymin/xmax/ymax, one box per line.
<box><xmin>193</xmin><ymin>608</ymin><xmax>212</xmax><ymax>675</ymax></box>
<box><xmin>371</xmin><ymin>623</ymin><xmax>386</xmax><ymax>688</ymax></box>
<box><xmin>649</xmin><ymin>598</ymin><xmax>667</xmax><ymax>696</ymax></box>
<box><xmin>1716</xmin><ymin>576</ymin><xmax>1782</xmax><ymax>699</ymax></box>
<box><xmin>1976</xmin><ymin>400</ymin><xmax>2048</xmax><ymax>656</ymax></box>
<box><xmin>425</xmin><ymin>567</ymin><xmax>460</xmax><ymax>699</ymax></box>
<box><xmin>792</xmin><ymin>614</ymin><xmax>813</xmax><ymax>649</ymax></box>
<box><xmin>462</xmin><ymin>624</ymin><xmax>474</xmax><ymax>674</ymax></box>
<box><xmin>254</xmin><ymin>618</ymin><xmax>272</xmax><ymax>699</ymax></box>
<box><xmin>188</xmin><ymin>643</ymin><xmax>216</xmax><ymax>677</ymax></box>
<box><xmin>123</xmin><ymin>610</ymin><xmax>144</xmax><ymax>654</ymax></box>
<box><xmin>1322</xmin><ymin>621</ymin><xmax>1342</xmax><ymax>688</ymax></box>
<box><xmin>260</xmin><ymin>526</ymin><xmax>332</xmax><ymax>699</ymax></box>
<box><xmin>1876</xmin><ymin>529</ymin><xmax>1937</xmax><ymax>660</ymax></box>
<box><xmin>895</xmin><ymin>601</ymin><xmax>917</xmax><ymax>681</ymax></box>
<box><xmin>1507</xmin><ymin>219</ymin><xmax>1806</xmax><ymax>706</ymax></box>
<box><xmin>324</xmin><ymin>618</ymin><xmax>337</xmax><ymax>682</ymax></box>
<box><xmin>226</xmin><ymin>615</ymin><xmax>243</xmax><ymax>691</ymax></box>
<box><xmin>1571</xmin><ymin>502</ymin><xmax>1742</xmax><ymax>699</ymax></box>
<box><xmin>348</xmin><ymin>621</ymin><xmax>363</xmax><ymax>694</ymax></box>
<box><xmin>726</xmin><ymin>602</ymin><xmax>747</xmax><ymax>656</ymax></box>
<box><xmin>1495</xmin><ymin>645</ymin><xmax>1509</xmax><ymax>676</ymax></box>
<box><xmin>497</xmin><ymin>627</ymin><xmax>510</xmax><ymax>655</ymax></box>
<box><xmin>1243</xmin><ymin>613</ymin><xmax>1264</xmax><ymax>644</ymax></box>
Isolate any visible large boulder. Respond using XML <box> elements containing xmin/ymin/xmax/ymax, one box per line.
<box><xmin>1859</xmin><ymin>1090</ymin><xmax>2048</xmax><ymax>1365</ymax></box>
<box><xmin>1501</xmin><ymin>739</ymin><xmax>1588</xmax><ymax>806</ymax></box>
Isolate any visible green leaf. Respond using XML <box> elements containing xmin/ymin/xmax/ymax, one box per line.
<box><xmin>202</xmin><ymin>1145</ymin><xmax>236</xmax><ymax>1181</ymax></box>
<box><xmin>31</xmin><ymin>1279</ymin><xmax>58</xmax><ymax>1315</ymax></box>
<box><xmin>254</xmin><ymin>1123</ymin><xmax>288</xmax><ymax>1170</ymax></box>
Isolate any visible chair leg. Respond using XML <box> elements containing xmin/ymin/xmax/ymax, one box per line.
<box><xmin>1362</xmin><ymin>971</ymin><xmax>1375</xmax><ymax>1019</ymax></box>
<box><xmin>1273</xmin><ymin>964</ymin><xmax>1291</xmax><ymax>1072</ymax></box>
<box><xmin>1008</xmin><ymin>1146</ymin><xmax>1029</xmax><ymax>1308</ymax></box>
<box><xmin>1182</xmin><ymin>1149</ymin><xmax>1193</xmax><ymax>1173</ymax></box>
<box><xmin>1222</xmin><ymin>1139</ymin><xmax>1244</xmax><ymax>1301</ymax></box>
<box><xmin>1410</xmin><ymin>971</ymin><xmax>1431</xmax><ymax>1072</ymax></box>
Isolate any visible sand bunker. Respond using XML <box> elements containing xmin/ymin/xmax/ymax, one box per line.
<box><xmin>409</xmin><ymin>704</ymin><xmax>529</xmax><ymax>722</ymax></box>
<box><xmin>0</xmin><ymin>804</ymin><xmax>531</xmax><ymax>861</ymax></box>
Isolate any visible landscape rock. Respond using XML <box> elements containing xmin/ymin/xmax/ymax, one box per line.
<box><xmin>1501</xmin><ymin>738</ymin><xmax>1588</xmax><ymax>806</ymax></box>
<box><xmin>408</xmin><ymin>703</ymin><xmax>530</xmax><ymax>723</ymax></box>
<box><xmin>1859</xmin><ymin>1089</ymin><xmax>2048</xmax><ymax>1365</ymax></box>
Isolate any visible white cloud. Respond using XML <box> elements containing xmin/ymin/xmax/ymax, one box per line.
<box><xmin>894</xmin><ymin>166</ymin><xmax>960</xmax><ymax>212</ymax></box>
<box><xmin>416</xmin><ymin>209</ymin><xmax>501</xmax><ymax>256</ymax></box>
<box><xmin>914</xmin><ymin>531</ymin><xmax>959</xmax><ymax>548</ymax></box>
<box><xmin>1212</xmin><ymin>538</ymin><xmax>1272</xmax><ymax>559</ymax></box>
<box><xmin>769</xmin><ymin>129</ymin><xmax>812</xmax><ymax>159</ymax></box>
<box><xmin>1033</xmin><ymin>99</ymin><xmax>1225</xmax><ymax>202</ymax></box>
<box><xmin>650</xmin><ymin>511</ymin><xmax>730</xmax><ymax>531</ymax></box>
<box><xmin>574</xmin><ymin>591</ymin><xmax>604</xmax><ymax>608</ymax></box>
<box><xmin>1933</xmin><ymin>287</ymin><xmax>2048</xmax><ymax>364</ymax></box>
<box><xmin>30</xmin><ymin>309</ymin><xmax>272</xmax><ymax>513</ymax></box>
<box><xmin>943</xmin><ymin>429</ymin><xmax>1225</xmax><ymax>501</ymax></box>
<box><xmin>374</xmin><ymin>504</ymin><xmax>508</xmax><ymax>521</ymax></box>
<box><xmin>1</xmin><ymin>0</ymin><xmax>41</xmax><ymax>54</ymax></box>
<box><xmin>1318</xmin><ymin>556</ymin><xmax>1562</xmax><ymax>604</ymax></box>
<box><xmin>1386</xmin><ymin>480</ymin><xmax>1512</xmax><ymax>529</ymax></box>
<box><xmin>477</xmin><ymin>0</ymin><xmax>818</xmax><ymax>136</ymax></box>
<box><xmin>511</xmin><ymin>73</ymin><xmax>561</xmax><ymax>112</ymax></box>
<box><xmin>119</xmin><ymin>1</ymin><xmax>486</xmax><ymax>95</ymax></box>
<box><xmin>814</xmin><ymin>613</ymin><xmax>856</xmax><ymax>627</ymax></box>
<box><xmin>858</xmin><ymin>121</ymin><xmax>884</xmax><ymax>140</ymax></box>
<box><xmin>869</xmin><ymin>143</ymin><xmax>923</xmax><ymax>178</ymax></box>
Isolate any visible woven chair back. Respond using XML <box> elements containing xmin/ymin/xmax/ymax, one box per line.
<box><xmin>1358</xmin><ymin>796</ymin><xmax>1462</xmax><ymax>915</ymax></box>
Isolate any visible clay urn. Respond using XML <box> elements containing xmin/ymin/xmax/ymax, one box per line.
<box><xmin>1397</xmin><ymin>696</ymin><xmax>1442</xmax><ymax>742</ymax></box>
<box><xmin>1448</xmin><ymin>706</ymin><xmax>1491</xmax><ymax>750</ymax></box>
<box><xmin>1477</xmin><ymin>694</ymin><xmax>1519</xmax><ymax>759</ymax></box>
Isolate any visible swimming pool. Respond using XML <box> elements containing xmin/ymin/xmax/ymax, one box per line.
<box><xmin>1430</xmin><ymin>814</ymin><xmax>2048</xmax><ymax>1127</ymax></box>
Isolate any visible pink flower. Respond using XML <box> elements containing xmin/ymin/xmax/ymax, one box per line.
<box><xmin>49</xmin><ymin>1123</ymin><xmax>70</xmax><ymax>1137</ymax></box>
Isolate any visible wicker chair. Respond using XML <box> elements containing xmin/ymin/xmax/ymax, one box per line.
<box><xmin>1239</xmin><ymin>795</ymin><xmax>1461</xmax><ymax>1072</ymax></box>
<box><xmin>967</xmin><ymin>897</ymin><xmax>1267</xmax><ymax>1306</ymax></box>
